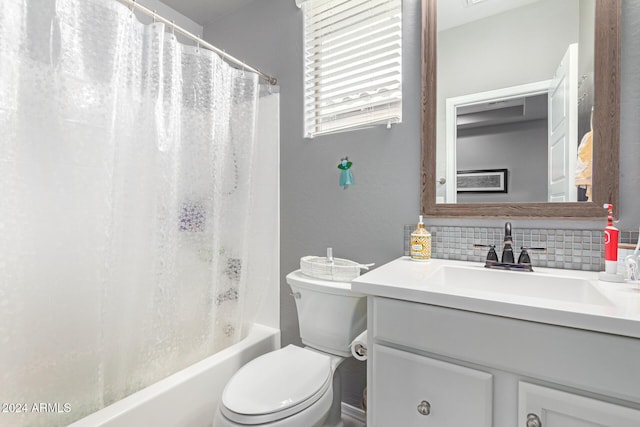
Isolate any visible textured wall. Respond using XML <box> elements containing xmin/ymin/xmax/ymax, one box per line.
<box><xmin>204</xmin><ymin>0</ymin><xmax>640</xmax><ymax>409</ymax></box>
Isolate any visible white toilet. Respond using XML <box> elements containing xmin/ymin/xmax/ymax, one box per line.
<box><xmin>214</xmin><ymin>269</ymin><xmax>367</xmax><ymax>427</ymax></box>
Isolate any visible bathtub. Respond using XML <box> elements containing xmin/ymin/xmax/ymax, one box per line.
<box><xmin>69</xmin><ymin>324</ymin><xmax>280</xmax><ymax>427</ymax></box>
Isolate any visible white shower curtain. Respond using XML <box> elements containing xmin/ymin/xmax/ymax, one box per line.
<box><xmin>0</xmin><ymin>0</ymin><xmax>271</xmax><ymax>425</ymax></box>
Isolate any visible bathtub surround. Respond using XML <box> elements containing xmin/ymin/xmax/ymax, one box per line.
<box><xmin>0</xmin><ymin>1</ymin><xmax>279</xmax><ymax>425</ymax></box>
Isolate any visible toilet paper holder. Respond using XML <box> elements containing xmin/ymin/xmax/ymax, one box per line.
<box><xmin>353</xmin><ymin>343</ymin><xmax>367</xmax><ymax>358</ymax></box>
<box><xmin>350</xmin><ymin>330</ymin><xmax>368</xmax><ymax>361</ymax></box>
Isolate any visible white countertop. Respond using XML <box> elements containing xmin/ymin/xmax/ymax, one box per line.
<box><xmin>352</xmin><ymin>257</ymin><xmax>640</xmax><ymax>339</ymax></box>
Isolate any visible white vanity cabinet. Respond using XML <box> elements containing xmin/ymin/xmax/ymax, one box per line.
<box><xmin>366</xmin><ymin>297</ymin><xmax>640</xmax><ymax>427</ymax></box>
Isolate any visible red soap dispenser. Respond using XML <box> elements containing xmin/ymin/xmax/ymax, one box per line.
<box><xmin>599</xmin><ymin>204</ymin><xmax>624</xmax><ymax>282</ymax></box>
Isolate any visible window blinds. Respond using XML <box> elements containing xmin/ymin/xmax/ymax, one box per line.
<box><xmin>302</xmin><ymin>0</ymin><xmax>402</xmax><ymax>138</ymax></box>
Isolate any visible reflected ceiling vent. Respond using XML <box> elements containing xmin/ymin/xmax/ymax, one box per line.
<box><xmin>463</xmin><ymin>0</ymin><xmax>489</xmax><ymax>7</ymax></box>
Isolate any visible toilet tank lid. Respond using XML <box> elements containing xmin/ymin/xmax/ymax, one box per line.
<box><xmin>221</xmin><ymin>345</ymin><xmax>332</xmax><ymax>416</ymax></box>
<box><xmin>286</xmin><ymin>270</ymin><xmax>363</xmax><ymax>296</ymax></box>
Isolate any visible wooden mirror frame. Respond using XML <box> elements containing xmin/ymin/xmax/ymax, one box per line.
<box><xmin>421</xmin><ymin>0</ymin><xmax>621</xmax><ymax>218</ymax></box>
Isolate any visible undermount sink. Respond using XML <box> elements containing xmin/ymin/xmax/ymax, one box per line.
<box><xmin>425</xmin><ymin>265</ymin><xmax>614</xmax><ymax>307</ymax></box>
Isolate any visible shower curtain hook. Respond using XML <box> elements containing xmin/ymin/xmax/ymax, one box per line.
<box><xmin>152</xmin><ymin>10</ymin><xmax>157</xmax><ymax>24</ymax></box>
<box><xmin>171</xmin><ymin>20</ymin><xmax>175</xmax><ymax>37</ymax></box>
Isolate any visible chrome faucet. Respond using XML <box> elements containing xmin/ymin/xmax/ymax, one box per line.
<box><xmin>474</xmin><ymin>222</ymin><xmax>546</xmax><ymax>272</ymax></box>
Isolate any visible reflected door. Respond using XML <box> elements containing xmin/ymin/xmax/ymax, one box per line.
<box><xmin>548</xmin><ymin>43</ymin><xmax>578</xmax><ymax>202</ymax></box>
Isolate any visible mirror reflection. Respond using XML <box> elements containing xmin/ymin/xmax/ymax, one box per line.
<box><xmin>435</xmin><ymin>0</ymin><xmax>595</xmax><ymax>204</ymax></box>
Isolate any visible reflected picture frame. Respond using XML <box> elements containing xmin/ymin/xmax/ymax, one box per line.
<box><xmin>457</xmin><ymin>169</ymin><xmax>508</xmax><ymax>193</ymax></box>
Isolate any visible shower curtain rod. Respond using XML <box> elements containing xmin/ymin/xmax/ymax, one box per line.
<box><xmin>116</xmin><ymin>0</ymin><xmax>278</xmax><ymax>85</ymax></box>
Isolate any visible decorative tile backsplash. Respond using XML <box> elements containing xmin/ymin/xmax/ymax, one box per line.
<box><xmin>403</xmin><ymin>225</ymin><xmax>639</xmax><ymax>272</ymax></box>
<box><xmin>620</xmin><ymin>230</ymin><xmax>640</xmax><ymax>246</ymax></box>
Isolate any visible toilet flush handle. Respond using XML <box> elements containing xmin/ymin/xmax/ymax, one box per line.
<box><xmin>290</xmin><ymin>292</ymin><xmax>301</xmax><ymax>299</ymax></box>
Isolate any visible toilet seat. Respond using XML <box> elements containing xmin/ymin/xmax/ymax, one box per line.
<box><xmin>220</xmin><ymin>345</ymin><xmax>332</xmax><ymax>425</ymax></box>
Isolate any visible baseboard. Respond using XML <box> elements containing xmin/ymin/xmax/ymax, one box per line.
<box><xmin>341</xmin><ymin>402</ymin><xmax>366</xmax><ymax>424</ymax></box>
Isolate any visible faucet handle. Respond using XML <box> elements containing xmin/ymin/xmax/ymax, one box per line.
<box><xmin>517</xmin><ymin>246</ymin><xmax>546</xmax><ymax>265</ymax></box>
<box><xmin>474</xmin><ymin>244</ymin><xmax>498</xmax><ymax>262</ymax></box>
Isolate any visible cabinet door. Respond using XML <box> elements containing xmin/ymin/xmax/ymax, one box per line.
<box><xmin>519</xmin><ymin>382</ymin><xmax>640</xmax><ymax>427</ymax></box>
<box><xmin>371</xmin><ymin>344</ymin><xmax>492</xmax><ymax>427</ymax></box>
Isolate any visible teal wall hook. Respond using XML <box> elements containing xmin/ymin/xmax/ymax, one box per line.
<box><xmin>338</xmin><ymin>157</ymin><xmax>353</xmax><ymax>189</ymax></box>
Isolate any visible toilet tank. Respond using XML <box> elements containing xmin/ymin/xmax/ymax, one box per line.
<box><xmin>286</xmin><ymin>270</ymin><xmax>367</xmax><ymax>357</ymax></box>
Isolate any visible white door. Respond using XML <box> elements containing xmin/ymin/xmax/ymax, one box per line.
<box><xmin>548</xmin><ymin>43</ymin><xmax>578</xmax><ymax>202</ymax></box>
<box><xmin>519</xmin><ymin>382</ymin><xmax>640</xmax><ymax>427</ymax></box>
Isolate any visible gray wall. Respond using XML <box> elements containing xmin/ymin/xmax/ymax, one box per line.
<box><xmin>205</xmin><ymin>0</ymin><xmax>422</xmax><ymax>406</ymax></box>
<box><xmin>204</xmin><ymin>0</ymin><xmax>640</xmax><ymax>408</ymax></box>
<box><xmin>457</xmin><ymin>119</ymin><xmax>548</xmax><ymax>203</ymax></box>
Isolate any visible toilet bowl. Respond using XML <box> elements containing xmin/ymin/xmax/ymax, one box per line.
<box><xmin>214</xmin><ymin>270</ymin><xmax>367</xmax><ymax>427</ymax></box>
<box><xmin>214</xmin><ymin>345</ymin><xmax>343</xmax><ymax>427</ymax></box>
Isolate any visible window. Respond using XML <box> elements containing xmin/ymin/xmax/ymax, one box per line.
<box><xmin>300</xmin><ymin>0</ymin><xmax>402</xmax><ymax>138</ymax></box>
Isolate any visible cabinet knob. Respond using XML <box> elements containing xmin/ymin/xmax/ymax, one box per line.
<box><xmin>417</xmin><ymin>400</ymin><xmax>431</xmax><ymax>416</ymax></box>
<box><xmin>526</xmin><ymin>413</ymin><xmax>542</xmax><ymax>427</ymax></box>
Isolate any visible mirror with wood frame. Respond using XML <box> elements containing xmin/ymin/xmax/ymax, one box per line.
<box><xmin>420</xmin><ymin>0</ymin><xmax>620</xmax><ymax>217</ymax></box>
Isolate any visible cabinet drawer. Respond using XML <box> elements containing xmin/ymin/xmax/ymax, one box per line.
<box><xmin>370</xmin><ymin>344</ymin><xmax>492</xmax><ymax>427</ymax></box>
<box><xmin>519</xmin><ymin>382</ymin><xmax>640</xmax><ymax>427</ymax></box>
